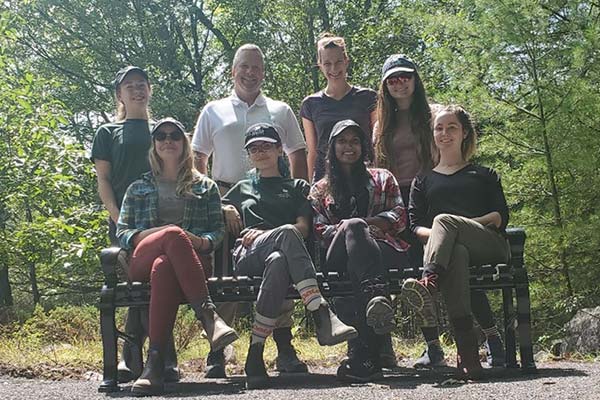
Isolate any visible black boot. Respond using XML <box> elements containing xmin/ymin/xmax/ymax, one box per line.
<box><xmin>401</xmin><ymin>263</ymin><xmax>443</xmax><ymax>327</ymax></box>
<box><xmin>192</xmin><ymin>299</ymin><xmax>239</xmax><ymax>351</ymax></box>
<box><xmin>118</xmin><ymin>308</ymin><xmax>145</xmax><ymax>383</ymax></box>
<box><xmin>131</xmin><ymin>348</ymin><xmax>164</xmax><ymax>396</ymax></box>
<box><xmin>312</xmin><ymin>300</ymin><xmax>358</xmax><ymax>346</ymax></box>
<box><xmin>245</xmin><ymin>342</ymin><xmax>269</xmax><ymax>389</ymax></box>
<box><xmin>336</xmin><ymin>335</ymin><xmax>382</xmax><ymax>383</ymax></box>
<box><xmin>163</xmin><ymin>335</ymin><xmax>180</xmax><ymax>383</ymax></box>
<box><xmin>204</xmin><ymin>348</ymin><xmax>226</xmax><ymax>378</ymax></box>
<box><xmin>361</xmin><ymin>278</ymin><xmax>395</xmax><ymax>335</ymax></box>
<box><xmin>273</xmin><ymin>327</ymin><xmax>308</xmax><ymax>373</ymax></box>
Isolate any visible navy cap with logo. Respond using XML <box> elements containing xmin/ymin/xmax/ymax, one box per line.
<box><xmin>151</xmin><ymin>117</ymin><xmax>186</xmax><ymax>136</ymax></box>
<box><xmin>381</xmin><ymin>54</ymin><xmax>417</xmax><ymax>82</ymax></box>
<box><xmin>329</xmin><ymin>119</ymin><xmax>365</xmax><ymax>143</ymax></box>
<box><xmin>244</xmin><ymin>123</ymin><xmax>282</xmax><ymax>148</ymax></box>
<box><xmin>113</xmin><ymin>66</ymin><xmax>149</xmax><ymax>89</ymax></box>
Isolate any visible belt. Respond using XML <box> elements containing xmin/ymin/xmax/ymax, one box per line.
<box><xmin>215</xmin><ymin>180</ymin><xmax>235</xmax><ymax>190</ymax></box>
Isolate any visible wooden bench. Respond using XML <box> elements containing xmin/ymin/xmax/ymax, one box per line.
<box><xmin>97</xmin><ymin>227</ymin><xmax>536</xmax><ymax>392</ymax></box>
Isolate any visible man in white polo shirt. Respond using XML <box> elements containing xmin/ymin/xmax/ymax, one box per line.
<box><xmin>192</xmin><ymin>44</ymin><xmax>308</xmax><ymax>378</ymax></box>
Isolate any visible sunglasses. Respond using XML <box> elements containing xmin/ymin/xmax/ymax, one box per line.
<box><xmin>386</xmin><ymin>73</ymin><xmax>414</xmax><ymax>85</ymax></box>
<box><xmin>154</xmin><ymin>130</ymin><xmax>184</xmax><ymax>142</ymax></box>
<box><xmin>247</xmin><ymin>142</ymin><xmax>276</xmax><ymax>154</ymax></box>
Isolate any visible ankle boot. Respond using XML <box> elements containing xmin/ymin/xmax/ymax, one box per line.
<box><xmin>312</xmin><ymin>300</ymin><xmax>358</xmax><ymax>346</ymax></box>
<box><xmin>163</xmin><ymin>334</ymin><xmax>180</xmax><ymax>383</ymax></box>
<box><xmin>361</xmin><ymin>278</ymin><xmax>395</xmax><ymax>335</ymax></box>
<box><xmin>452</xmin><ymin>317</ymin><xmax>483</xmax><ymax>380</ymax></box>
<box><xmin>131</xmin><ymin>348</ymin><xmax>164</xmax><ymax>395</ymax></box>
<box><xmin>205</xmin><ymin>348</ymin><xmax>227</xmax><ymax>378</ymax></box>
<box><xmin>193</xmin><ymin>299</ymin><xmax>239</xmax><ymax>351</ymax></box>
<box><xmin>401</xmin><ymin>263</ymin><xmax>443</xmax><ymax>327</ymax></box>
<box><xmin>245</xmin><ymin>342</ymin><xmax>269</xmax><ymax>389</ymax></box>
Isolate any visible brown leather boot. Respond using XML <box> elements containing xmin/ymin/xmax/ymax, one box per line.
<box><xmin>193</xmin><ymin>300</ymin><xmax>239</xmax><ymax>352</ymax></box>
<box><xmin>312</xmin><ymin>300</ymin><xmax>358</xmax><ymax>346</ymax></box>
<box><xmin>452</xmin><ymin>317</ymin><xmax>483</xmax><ymax>380</ymax></box>
<box><xmin>131</xmin><ymin>348</ymin><xmax>164</xmax><ymax>395</ymax></box>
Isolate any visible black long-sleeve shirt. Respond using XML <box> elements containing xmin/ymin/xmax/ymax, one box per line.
<box><xmin>409</xmin><ymin>164</ymin><xmax>509</xmax><ymax>232</ymax></box>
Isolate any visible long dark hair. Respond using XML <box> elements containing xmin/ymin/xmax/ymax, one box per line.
<box><xmin>374</xmin><ymin>70</ymin><xmax>433</xmax><ymax>173</ymax></box>
<box><xmin>323</xmin><ymin>127</ymin><xmax>369</xmax><ymax>218</ymax></box>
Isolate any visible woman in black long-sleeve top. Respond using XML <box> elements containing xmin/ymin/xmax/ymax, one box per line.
<box><xmin>402</xmin><ymin>105</ymin><xmax>510</xmax><ymax>380</ymax></box>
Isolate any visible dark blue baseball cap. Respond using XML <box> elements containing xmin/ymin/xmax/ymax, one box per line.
<box><xmin>381</xmin><ymin>54</ymin><xmax>416</xmax><ymax>81</ymax></box>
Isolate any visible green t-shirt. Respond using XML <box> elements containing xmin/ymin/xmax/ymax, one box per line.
<box><xmin>91</xmin><ymin>119</ymin><xmax>152</xmax><ymax>206</ymax></box>
<box><xmin>223</xmin><ymin>177</ymin><xmax>312</xmax><ymax>230</ymax></box>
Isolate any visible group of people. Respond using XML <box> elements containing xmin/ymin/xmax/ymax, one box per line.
<box><xmin>91</xmin><ymin>33</ymin><xmax>511</xmax><ymax>395</ymax></box>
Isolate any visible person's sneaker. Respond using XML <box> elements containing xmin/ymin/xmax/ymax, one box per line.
<box><xmin>413</xmin><ymin>344</ymin><xmax>447</xmax><ymax>368</ymax></box>
<box><xmin>365</xmin><ymin>297</ymin><xmax>395</xmax><ymax>335</ymax></box>
<box><xmin>336</xmin><ymin>358</ymin><xmax>383</xmax><ymax>383</ymax></box>
<box><xmin>275</xmin><ymin>348</ymin><xmax>309</xmax><ymax>373</ymax></box>
<box><xmin>204</xmin><ymin>349</ymin><xmax>226</xmax><ymax>379</ymax></box>
<box><xmin>401</xmin><ymin>277</ymin><xmax>438</xmax><ymax>327</ymax></box>
<box><xmin>484</xmin><ymin>335</ymin><xmax>506</xmax><ymax>367</ymax></box>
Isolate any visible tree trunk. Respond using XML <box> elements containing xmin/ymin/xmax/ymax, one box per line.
<box><xmin>25</xmin><ymin>202</ymin><xmax>41</xmax><ymax>305</ymax></box>
<box><xmin>529</xmin><ymin>47</ymin><xmax>573</xmax><ymax>296</ymax></box>
<box><xmin>0</xmin><ymin>202</ymin><xmax>13</xmax><ymax>307</ymax></box>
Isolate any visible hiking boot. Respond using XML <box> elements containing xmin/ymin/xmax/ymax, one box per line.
<box><xmin>163</xmin><ymin>335</ymin><xmax>180</xmax><ymax>383</ymax></box>
<box><xmin>361</xmin><ymin>278</ymin><xmax>395</xmax><ymax>335</ymax></box>
<box><xmin>275</xmin><ymin>348</ymin><xmax>309</xmax><ymax>373</ymax></box>
<box><xmin>413</xmin><ymin>343</ymin><xmax>447</xmax><ymax>368</ymax></box>
<box><xmin>379</xmin><ymin>334</ymin><xmax>398</xmax><ymax>369</ymax></box>
<box><xmin>131</xmin><ymin>348</ymin><xmax>164</xmax><ymax>396</ymax></box>
<box><xmin>312</xmin><ymin>300</ymin><xmax>358</xmax><ymax>346</ymax></box>
<box><xmin>401</xmin><ymin>275</ymin><xmax>438</xmax><ymax>327</ymax></box>
<box><xmin>484</xmin><ymin>335</ymin><xmax>506</xmax><ymax>367</ymax></box>
<box><xmin>336</xmin><ymin>358</ymin><xmax>383</xmax><ymax>383</ymax></box>
<box><xmin>204</xmin><ymin>348</ymin><xmax>226</xmax><ymax>378</ymax></box>
<box><xmin>245</xmin><ymin>342</ymin><xmax>269</xmax><ymax>389</ymax></box>
<box><xmin>193</xmin><ymin>300</ymin><xmax>239</xmax><ymax>352</ymax></box>
<box><xmin>452</xmin><ymin>318</ymin><xmax>484</xmax><ymax>380</ymax></box>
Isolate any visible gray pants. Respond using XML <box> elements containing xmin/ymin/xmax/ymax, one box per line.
<box><xmin>425</xmin><ymin>214</ymin><xmax>509</xmax><ymax>320</ymax></box>
<box><xmin>233</xmin><ymin>225</ymin><xmax>318</xmax><ymax>319</ymax></box>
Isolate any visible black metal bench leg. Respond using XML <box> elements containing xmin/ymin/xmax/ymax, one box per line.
<box><xmin>502</xmin><ymin>287</ymin><xmax>518</xmax><ymax>368</ymax></box>
<box><xmin>99</xmin><ymin>299</ymin><xmax>120</xmax><ymax>392</ymax></box>
<box><xmin>516</xmin><ymin>282</ymin><xmax>537</xmax><ymax>373</ymax></box>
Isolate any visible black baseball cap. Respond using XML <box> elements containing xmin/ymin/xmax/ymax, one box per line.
<box><xmin>381</xmin><ymin>54</ymin><xmax>416</xmax><ymax>81</ymax></box>
<box><xmin>329</xmin><ymin>119</ymin><xmax>365</xmax><ymax>143</ymax></box>
<box><xmin>245</xmin><ymin>123</ymin><xmax>282</xmax><ymax>148</ymax></box>
<box><xmin>151</xmin><ymin>118</ymin><xmax>186</xmax><ymax>136</ymax></box>
<box><xmin>113</xmin><ymin>66</ymin><xmax>149</xmax><ymax>88</ymax></box>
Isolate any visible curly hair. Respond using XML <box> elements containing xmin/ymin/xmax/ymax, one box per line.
<box><xmin>374</xmin><ymin>69</ymin><xmax>433</xmax><ymax>173</ymax></box>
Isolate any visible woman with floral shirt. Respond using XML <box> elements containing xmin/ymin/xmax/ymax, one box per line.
<box><xmin>310</xmin><ymin>119</ymin><xmax>409</xmax><ymax>383</ymax></box>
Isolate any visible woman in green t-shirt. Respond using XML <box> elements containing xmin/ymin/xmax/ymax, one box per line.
<box><xmin>222</xmin><ymin>123</ymin><xmax>357</xmax><ymax>389</ymax></box>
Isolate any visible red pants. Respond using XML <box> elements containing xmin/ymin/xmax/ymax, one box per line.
<box><xmin>128</xmin><ymin>226</ymin><xmax>209</xmax><ymax>350</ymax></box>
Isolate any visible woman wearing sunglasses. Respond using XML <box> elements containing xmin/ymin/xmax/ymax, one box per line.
<box><xmin>375</xmin><ymin>55</ymin><xmax>506</xmax><ymax>370</ymax></box>
<box><xmin>222</xmin><ymin>123</ymin><xmax>357</xmax><ymax>389</ymax></box>
<box><xmin>117</xmin><ymin>118</ymin><xmax>238</xmax><ymax>396</ymax></box>
<box><xmin>311</xmin><ymin>119</ymin><xmax>410</xmax><ymax>383</ymax></box>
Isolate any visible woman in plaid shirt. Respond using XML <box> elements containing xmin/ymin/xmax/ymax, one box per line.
<box><xmin>116</xmin><ymin>118</ymin><xmax>238</xmax><ymax>396</ymax></box>
<box><xmin>310</xmin><ymin>119</ymin><xmax>410</xmax><ymax>383</ymax></box>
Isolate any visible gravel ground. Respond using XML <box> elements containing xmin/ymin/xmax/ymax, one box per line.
<box><xmin>1</xmin><ymin>361</ymin><xmax>598</xmax><ymax>400</ymax></box>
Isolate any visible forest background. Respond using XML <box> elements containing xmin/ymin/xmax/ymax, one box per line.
<box><xmin>0</xmin><ymin>0</ymin><xmax>599</xmax><ymax>351</ymax></box>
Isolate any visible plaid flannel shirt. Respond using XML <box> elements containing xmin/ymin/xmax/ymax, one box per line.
<box><xmin>117</xmin><ymin>172</ymin><xmax>225</xmax><ymax>250</ymax></box>
<box><xmin>310</xmin><ymin>168</ymin><xmax>409</xmax><ymax>252</ymax></box>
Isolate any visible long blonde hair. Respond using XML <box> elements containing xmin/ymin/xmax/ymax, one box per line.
<box><xmin>148</xmin><ymin>131</ymin><xmax>200</xmax><ymax>196</ymax></box>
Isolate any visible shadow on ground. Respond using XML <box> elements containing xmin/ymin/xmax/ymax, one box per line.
<box><xmin>104</xmin><ymin>365</ymin><xmax>588</xmax><ymax>397</ymax></box>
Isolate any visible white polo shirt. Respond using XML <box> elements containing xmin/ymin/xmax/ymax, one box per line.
<box><xmin>192</xmin><ymin>91</ymin><xmax>306</xmax><ymax>184</ymax></box>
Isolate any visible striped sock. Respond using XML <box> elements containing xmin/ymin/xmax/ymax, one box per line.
<box><xmin>296</xmin><ymin>278</ymin><xmax>323</xmax><ymax>311</ymax></box>
<box><xmin>482</xmin><ymin>326</ymin><xmax>500</xmax><ymax>338</ymax></box>
<box><xmin>251</xmin><ymin>312</ymin><xmax>276</xmax><ymax>344</ymax></box>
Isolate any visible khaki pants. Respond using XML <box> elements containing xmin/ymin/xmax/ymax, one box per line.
<box><xmin>424</xmin><ymin>214</ymin><xmax>509</xmax><ymax>320</ymax></box>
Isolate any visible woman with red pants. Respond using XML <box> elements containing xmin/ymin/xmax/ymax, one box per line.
<box><xmin>117</xmin><ymin>118</ymin><xmax>238</xmax><ymax>395</ymax></box>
